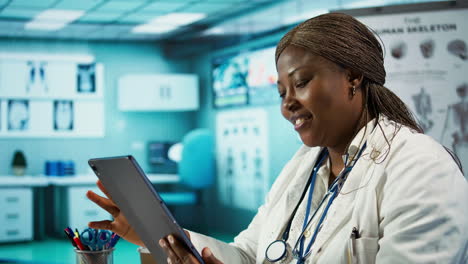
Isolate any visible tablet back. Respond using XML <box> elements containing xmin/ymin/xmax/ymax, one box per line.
<box><xmin>88</xmin><ymin>155</ymin><xmax>204</xmax><ymax>264</ymax></box>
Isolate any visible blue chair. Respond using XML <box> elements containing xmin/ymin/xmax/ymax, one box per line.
<box><xmin>159</xmin><ymin>129</ymin><xmax>215</xmax><ymax>205</ymax></box>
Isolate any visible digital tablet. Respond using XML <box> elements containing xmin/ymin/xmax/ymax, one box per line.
<box><xmin>88</xmin><ymin>155</ymin><xmax>205</xmax><ymax>264</ymax></box>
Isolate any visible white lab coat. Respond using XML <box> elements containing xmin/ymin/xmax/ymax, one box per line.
<box><xmin>190</xmin><ymin>116</ymin><xmax>468</xmax><ymax>263</ymax></box>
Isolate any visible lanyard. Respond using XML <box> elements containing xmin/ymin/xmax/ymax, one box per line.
<box><xmin>296</xmin><ymin>142</ymin><xmax>367</xmax><ymax>264</ymax></box>
<box><xmin>282</xmin><ymin>148</ymin><xmax>329</xmax><ymax>242</ymax></box>
<box><xmin>264</xmin><ymin>148</ymin><xmax>328</xmax><ymax>263</ymax></box>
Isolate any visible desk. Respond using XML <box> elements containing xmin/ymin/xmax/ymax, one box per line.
<box><xmin>0</xmin><ymin>174</ymin><xmax>179</xmax><ymax>241</ymax></box>
<box><xmin>47</xmin><ymin>174</ymin><xmax>180</xmax><ymax>186</ymax></box>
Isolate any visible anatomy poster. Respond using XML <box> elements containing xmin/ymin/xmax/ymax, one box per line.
<box><xmin>216</xmin><ymin>108</ymin><xmax>269</xmax><ymax>210</ymax></box>
<box><xmin>359</xmin><ymin>9</ymin><xmax>468</xmax><ymax>176</ymax></box>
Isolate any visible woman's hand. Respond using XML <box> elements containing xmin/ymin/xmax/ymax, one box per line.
<box><xmin>159</xmin><ymin>232</ymin><xmax>223</xmax><ymax>264</ymax></box>
<box><xmin>86</xmin><ymin>180</ymin><xmax>144</xmax><ymax>246</ymax></box>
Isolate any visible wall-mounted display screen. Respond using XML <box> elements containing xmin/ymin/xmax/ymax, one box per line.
<box><xmin>212</xmin><ymin>45</ymin><xmax>278</xmax><ymax>108</ymax></box>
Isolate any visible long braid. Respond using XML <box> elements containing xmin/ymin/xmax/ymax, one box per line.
<box><xmin>366</xmin><ymin>82</ymin><xmax>423</xmax><ymax>133</ymax></box>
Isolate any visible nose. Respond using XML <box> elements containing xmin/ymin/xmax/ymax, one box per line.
<box><xmin>282</xmin><ymin>92</ymin><xmax>300</xmax><ymax>112</ymax></box>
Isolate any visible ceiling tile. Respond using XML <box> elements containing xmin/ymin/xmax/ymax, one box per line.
<box><xmin>52</xmin><ymin>0</ymin><xmax>105</xmax><ymax>11</ymax></box>
<box><xmin>54</xmin><ymin>23</ymin><xmax>100</xmax><ymax>37</ymax></box>
<box><xmin>141</xmin><ymin>2</ymin><xmax>189</xmax><ymax>13</ymax></box>
<box><xmin>181</xmin><ymin>2</ymin><xmax>234</xmax><ymax>14</ymax></box>
<box><xmin>0</xmin><ymin>20</ymin><xmax>23</xmax><ymax>33</ymax></box>
<box><xmin>117</xmin><ymin>12</ymin><xmax>163</xmax><ymax>24</ymax></box>
<box><xmin>96</xmin><ymin>1</ymin><xmax>147</xmax><ymax>12</ymax></box>
<box><xmin>83</xmin><ymin>24</ymin><xmax>133</xmax><ymax>39</ymax></box>
<box><xmin>9</xmin><ymin>0</ymin><xmax>56</xmax><ymax>8</ymax></box>
<box><xmin>0</xmin><ymin>7</ymin><xmax>42</xmax><ymax>20</ymax></box>
<box><xmin>78</xmin><ymin>11</ymin><xmax>124</xmax><ymax>23</ymax></box>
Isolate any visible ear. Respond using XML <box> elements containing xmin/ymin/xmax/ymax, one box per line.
<box><xmin>346</xmin><ymin>69</ymin><xmax>364</xmax><ymax>89</ymax></box>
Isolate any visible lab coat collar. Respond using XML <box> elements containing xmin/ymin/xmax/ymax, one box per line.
<box><xmin>311</xmin><ymin>116</ymin><xmax>390</xmax><ymax>254</ymax></box>
<box><xmin>342</xmin><ymin>117</ymin><xmax>377</xmax><ymax>166</ymax></box>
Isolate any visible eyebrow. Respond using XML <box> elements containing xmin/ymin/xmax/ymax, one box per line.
<box><xmin>277</xmin><ymin>65</ymin><xmax>310</xmax><ymax>85</ymax></box>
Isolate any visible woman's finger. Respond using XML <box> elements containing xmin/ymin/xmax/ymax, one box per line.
<box><xmin>96</xmin><ymin>180</ymin><xmax>113</xmax><ymax>200</ymax></box>
<box><xmin>202</xmin><ymin>248</ymin><xmax>223</xmax><ymax>264</ymax></box>
<box><xmin>88</xmin><ymin>220</ymin><xmax>114</xmax><ymax>232</ymax></box>
<box><xmin>86</xmin><ymin>190</ymin><xmax>120</xmax><ymax>217</ymax></box>
<box><xmin>184</xmin><ymin>230</ymin><xmax>191</xmax><ymax>240</ymax></box>
<box><xmin>166</xmin><ymin>235</ymin><xmax>199</xmax><ymax>263</ymax></box>
<box><xmin>159</xmin><ymin>238</ymin><xmax>181</xmax><ymax>262</ymax></box>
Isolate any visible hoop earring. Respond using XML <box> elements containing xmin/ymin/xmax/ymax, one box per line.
<box><xmin>352</xmin><ymin>86</ymin><xmax>356</xmax><ymax>96</ymax></box>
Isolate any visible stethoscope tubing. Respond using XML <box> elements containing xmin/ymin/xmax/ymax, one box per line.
<box><xmin>295</xmin><ymin>143</ymin><xmax>367</xmax><ymax>262</ymax></box>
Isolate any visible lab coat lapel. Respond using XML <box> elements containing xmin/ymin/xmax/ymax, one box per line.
<box><xmin>311</xmin><ymin>150</ymin><xmax>375</xmax><ymax>252</ymax></box>
<box><xmin>259</xmin><ymin>147</ymin><xmax>320</xmax><ymax>262</ymax></box>
<box><xmin>283</xmin><ymin>147</ymin><xmax>322</xmax><ymax>224</ymax></box>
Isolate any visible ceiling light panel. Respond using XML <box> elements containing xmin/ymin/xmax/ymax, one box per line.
<box><xmin>132</xmin><ymin>24</ymin><xmax>178</xmax><ymax>34</ymax></box>
<box><xmin>149</xmin><ymin>13</ymin><xmax>206</xmax><ymax>26</ymax></box>
<box><xmin>34</xmin><ymin>9</ymin><xmax>85</xmax><ymax>22</ymax></box>
<box><xmin>25</xmin><ymin>9</ymin><xmax>85</xmax><ymax>31</ymax></box>
<box><xmin>9</xmin><ymin>0</ymin><xmax>56</xmax><ymax>8</ymax></box>
<box><xmin>118</xmin><ymin>12</ymin><xmax>165</xmax><ymax>24</ymax></box>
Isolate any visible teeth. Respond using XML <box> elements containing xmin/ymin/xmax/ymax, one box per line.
<box><xmin>295</xmin><ymin>118</ymin><xmax>304</xmax><ymax>126</ymax></box>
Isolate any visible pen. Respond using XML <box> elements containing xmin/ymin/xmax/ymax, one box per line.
<box><xmin>75</xmin><ymin>228</ymin><xmax>81</xmax><ymax>239</ymax></box>
<box><xmin>64</xmin><ymin>230</ymin><xmax>77</xmax><ymax>248</ymax></box>
<box><xmin>73</xmin><ymin>236</ymin><xmax>87</xmax><ymax>251</ymax></box>
<box><xmin>66</xmin><ymin>227</ymin><xmax>74</xmax><ymax>236</ymax></box>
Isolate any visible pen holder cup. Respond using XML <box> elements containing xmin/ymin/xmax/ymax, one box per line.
<box><xmin>75</xmin><ymin>248</ymin><xmax>114</xmax><ymax>264</ymax></box>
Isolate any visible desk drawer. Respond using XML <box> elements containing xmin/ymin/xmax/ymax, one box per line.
<box><xmin>0</xmin><ymin>188</ymin><xmax>33</xmax><ymax>242</ymax></box>
<box><xmin>0</xmin><ymin>188</ymin><xmax>31</xmax><ymax>208</ymax></box>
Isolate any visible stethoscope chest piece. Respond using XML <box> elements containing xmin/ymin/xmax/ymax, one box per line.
<box><xmin>265</xmin><ymin>240</ymin><xmax>288</xmax><ymax>262</ymax></box>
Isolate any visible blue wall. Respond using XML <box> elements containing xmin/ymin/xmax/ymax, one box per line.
<box><xmin>0</xmin><ymin>39</ymin><xmax>195</xmax><ymax>175</ymax></box>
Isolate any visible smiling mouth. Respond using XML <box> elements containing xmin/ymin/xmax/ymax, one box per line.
<box><xmin>293</xmin><ymin>115</ymin><xmax>312</xmax><ymax>129</ymax></box>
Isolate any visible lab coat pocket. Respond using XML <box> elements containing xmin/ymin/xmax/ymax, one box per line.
<box><xmin>348</xmin><ymin>236</ymin><xmax>379</xmax><ymax>264</ymax></box>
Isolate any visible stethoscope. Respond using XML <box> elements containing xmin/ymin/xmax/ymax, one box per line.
<box><xmin>265</xmin><ymin>142</ymin><xmax>367</xmax><ymax>263</ymax></box>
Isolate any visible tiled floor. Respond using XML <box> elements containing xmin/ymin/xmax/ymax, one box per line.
<box><xmin>0</xmin><ymin>233</ymin><xmax>234</xmax><ymax>264</ymax></box>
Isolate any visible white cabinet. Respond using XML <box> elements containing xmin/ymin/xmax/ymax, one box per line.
<box><xmin>118</xmin><ymin>74</ymin><xmax>199</xmax><ymax>111</ymax></box>
<box><xmin>67</xmin><ymin>186</ymin><xmax>111</xmax><ymax>232</ymax></box>
<box><xmin>0</xmin><ymin>188</ymin><xmax>33</xmax><ymax>242</ymax></box>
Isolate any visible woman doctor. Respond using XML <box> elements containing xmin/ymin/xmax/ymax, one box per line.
<box><xmin>87</xmin><ymin>13</ymin><xmax>468</xmax><ymax>263</ymax></box>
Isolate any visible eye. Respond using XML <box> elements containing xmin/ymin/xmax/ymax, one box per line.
<box><xmin>278</xmin><ymin>90</ymin><xmax>286</xmax><ymax>99</ymax></box>
<box><xmin>295</xmin><ymin>80</ymin><xmax>309</xmax><ymax>89</ymax></box>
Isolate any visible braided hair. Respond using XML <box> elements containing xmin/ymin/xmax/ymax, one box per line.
<box><xmin>275</xmin><ymin>12</ymin><xmax>423</xmax><ymax>134</ymax></box>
